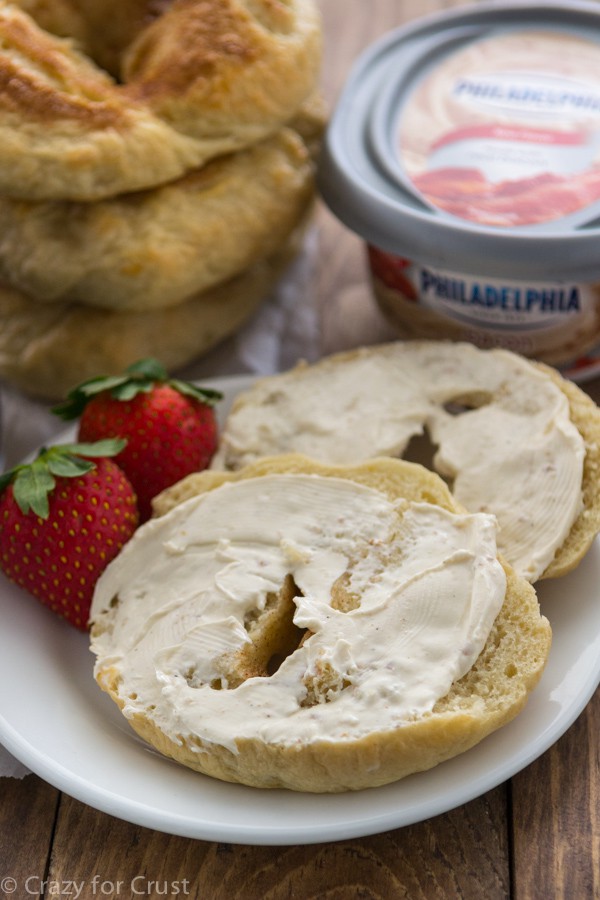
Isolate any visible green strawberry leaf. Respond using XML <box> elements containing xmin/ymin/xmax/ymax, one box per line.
<box><xmin>52</xmin><ymin>357</ymin><xmax>223</xmax><ymax>420</ymax></box>
<box><xmin>126</xmin><ymin>358</ymin><xmax>169</xmax><ymax>380</ymax></box>
<box><xmin>52</xmin><ymin>375</ymin><xmax>129</xmax><ymax>418</ymax></box>
<box><xmin>110</xmin><ymin>380</ymin><xmax>155</xmax><ymax>402</ymax></box>
<box><xmin>46</xmin><ymin>455</ymin><xmax>95</xmax><ymax>479</ymax></box>
<box><xmin>63</xmin><ymin>440</ymin><xmax>127</xmax><ymax>457</ymax></box>
<box><xmin>13</xmin><ymin>459</ymin><xmax>56</xmax><ymax>518</ymax></box>
<box><xmin>168</xmin><ymin>378</ymin><xmax>223</xmax><ymax>405</ymax></box>
<box><xmin>0</xmin><ymin>439</ymin><xmax>127</xmax><ymax>517</ymax></box>
<box><xmin>79</xmin><ymin>375</ymin><xmax>129</xmax><ymax>396</ymax></box>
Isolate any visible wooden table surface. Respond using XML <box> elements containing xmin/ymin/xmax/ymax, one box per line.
<box><xmin>1</xmin><ymin>2</ymin><xmax>599</xmax><ymax>898</ymax></box>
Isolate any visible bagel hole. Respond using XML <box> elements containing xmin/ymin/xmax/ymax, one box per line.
<box><xmin>402</xmin><ymin>425</ymin><xmax>439</xmax><ymax>472</ymax></box>
<box><xmin>253</xmin><ymin>575</ymin><xmax>309</xmax><ymax>677</ymax></box>
<box><xmin>208</xmin><ymin>575</ymin><xmax>308</xmax><ymax>690</ymax></box>
<box><xmin>443</xmin><ymin>391</ymin><xmax>493</xmax><ymax>415</ymax></box>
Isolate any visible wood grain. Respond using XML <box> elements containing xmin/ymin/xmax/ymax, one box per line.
<box><xmin>46</xmin><ymin>785</ymin><xmax>509</xmax><ymax>900</ymax></box>
<box><xmin>511</xmin><ymin>688</ymin><xmax>600</xmax><ymax>900</ymax></box>
<box><xmin>0</xmin><ymin>775</ymin><xmax>58</xmax><ymax>887</ymax></box>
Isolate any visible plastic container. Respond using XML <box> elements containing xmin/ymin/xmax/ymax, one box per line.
<box><xmin>318</xmin><ymin>0</ymin><xmax>600</xmax><ymax>381</ymax></box>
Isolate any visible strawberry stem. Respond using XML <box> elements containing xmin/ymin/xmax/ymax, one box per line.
<box><xmin>52</xmin><ymin>358</ymin><xmax>222</xmax><ymax>420</ymax></box>
<box><xmin>0</xmin><ymin>439</ymin><xmax>127</xmax><ymax>518</ymax></box>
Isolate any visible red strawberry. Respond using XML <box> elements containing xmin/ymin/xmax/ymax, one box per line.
<box><xmin>53</xmin><ymin>358</ymin><xmax>222</xmax><ymax>522</ymax></box>
<box><xmin>0</xmin><ymin>440</ymin><xmax>138</xmax><ymax>630</ymax></box>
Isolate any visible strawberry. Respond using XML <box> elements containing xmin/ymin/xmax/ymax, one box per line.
<box><xmin>53</xmin><ymin>358</ymin><xmax>222</xmax><ymax>522</ymax></box>
<box><xmin>0</xmin><ymin>440</ymin><xmax>138</xmax><ymax>630</ymax></box>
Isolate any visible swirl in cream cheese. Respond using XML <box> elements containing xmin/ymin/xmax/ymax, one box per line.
<box><xmin>212</xmin><ymin>343</ymin><xmax>585</xmax><ymax>581</ymax></box>
<box><xmin>90</xmin><ymin>473</ymin><xmax>506</xmax><ymax>753</ymax></box>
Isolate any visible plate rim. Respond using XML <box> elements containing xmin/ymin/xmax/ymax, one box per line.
<box><xmin>0</xmin><ymin>372</ymin><xmax>599</xmax><ymax>845</ymax></box>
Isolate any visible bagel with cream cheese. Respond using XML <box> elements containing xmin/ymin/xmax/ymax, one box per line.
<box><xmin>90</xmin><ymin>455</ymin><xmax>551</xmax><ymax>793</ymax></box>
<box><xmin>210</xmin><ymin>342</ymin><xmax>600</xmax><ymax>583</ymax></box>
<box><xmin>0</xmin><ymin>0</ymin><xmax>322</xmax><ymax>201</ymax></box>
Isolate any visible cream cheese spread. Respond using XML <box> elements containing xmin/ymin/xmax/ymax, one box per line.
<box><xmin>212</xmin><ymin>343</ymin><xmax>585</xmax><ymax>581</ymax></box>
<box><xmin>90</xmin><ymin>473</ymin><xmax>506</xmax><ymax>752</ymax></box>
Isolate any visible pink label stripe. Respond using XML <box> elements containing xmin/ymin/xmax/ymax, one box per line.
<box><xmin>431</xmin><ymin>124</ymin><xmax>586</xmax><ymax>151</ymax></box>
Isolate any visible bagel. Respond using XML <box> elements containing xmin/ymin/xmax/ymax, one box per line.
<box><xmin>0</xmin><ymin>230</ymin><xmax>303</xmax><ymax>399</ymax></box>
<box><xmin>210</xmin><ymin>342</ymin><xmax>600</xmax><ymax>583</ymax></box>
<box><xmin>0</xmin><ymin>0</ymin><xmax>322</xmax><ymax>200</ymax></box>
<box><xmin>10</xmin><ymin>1</ymin><xmax>88</xmax><ymax>45</ymax></box>
<box><xmin>90</xmin><ymin>455</ymin><xmax>551</xmax><ymax>793</ymax></box>
<box><xmin>0</xmin><ymin>126</ymin><xmax>315</xmax><ymax>311</ymax></box>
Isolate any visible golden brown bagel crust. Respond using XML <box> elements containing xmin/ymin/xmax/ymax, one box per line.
<box><xmin>9</xmin><ymin>0</ymin><xmax>89</xmax><ymax>45</ymax></box>
<box><xmin>0</xmin><ymin>231</ymin><xmax>303</xmax><ymax>399</ymax></box>
<box><xmin>0</xmin><ymin>127</ymin><xmax>315</xmax><ymax>310</ymax></box>
<box><xmin>92</xmin><ymin>455</ymin><xmax>551</xmax><ymax>793</ymax></box>
<box><xmin>0</xmin><ymin>0</ymin><xmax>321</xmax><ymax>200</ymax></box>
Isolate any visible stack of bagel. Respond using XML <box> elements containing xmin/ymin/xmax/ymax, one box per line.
<box><xmin>0</xmin><ymin>0</ymin><xmax>324</xmax><ymax>397</ymax></box>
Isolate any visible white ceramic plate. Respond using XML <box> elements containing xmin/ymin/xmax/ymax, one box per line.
<box><xmin>0</xmin><ymin>374</ymin><xmax>599</xmax><ymax>845</ymax></box>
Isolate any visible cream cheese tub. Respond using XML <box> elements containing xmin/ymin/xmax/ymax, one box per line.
<box><xmin>318</xmin><ymin>1</ymin><xmax>600</xmax><ymax>382</ymax></box>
